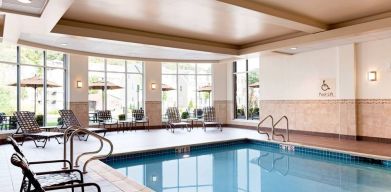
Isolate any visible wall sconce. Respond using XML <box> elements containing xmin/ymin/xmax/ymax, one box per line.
<box><xmin>76</xmin><ymin>81</ymin><xmax>83</xmax><ymax>88</ymax></box>
<box><xmin>151</xmin><ymin>83</ymin><xmax>157</xmax><ymax>90</ymax></box>
<box><xmin>368</xmin><ymin>71</ymin><xmax>377</xmax><ymax>81</ymax></box>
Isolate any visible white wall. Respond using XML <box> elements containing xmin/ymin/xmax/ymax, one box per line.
<box><xmin>69</xmin><ymin>54</ymin><xmax>89</xmax><ymax>102</ymax></box>
<box><xmin>144</xmin><ymin>61</ymin><xmax>162</xmax><ymax>101</ymax></box>
<box><xmin>260</xmin><ymin>47</ymin><xmax>339</xmax><ymax>100</ymax></box>
<box><xmin>356</xmin><ymin>38</ymin><xmax>391</xmax><ymax>99</ymax></box>
<box><xmin>213</xmin><ymin>62</ymin><xmax>228</xmax><ymax>101</ymax></box>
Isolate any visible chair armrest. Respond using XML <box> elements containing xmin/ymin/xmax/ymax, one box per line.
<box><xmin>29</xmin><ymin>159</ymin><xmax>72</xmax><ymax>168</ymax></box>
<box><xmin>44</xmin><ymin>182</ymin><xmax>101</xmax><ymax>192</ymax></box>
<box><xmin>36</xmin><ymin>169</ymin><xmax>83</xmax><ymax>178</ymax></box>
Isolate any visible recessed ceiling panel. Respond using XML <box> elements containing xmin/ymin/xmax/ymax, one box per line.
<box><xmin>0</xmin><ymin>0</ymin><xmax>48</xmax><ymax>16</ymax></box>
<box><xmin>253</xmin><ymin>0</ymin><xmax>391</xmax><ymax>24</ymax></box>
<box><xmin>19</xmin><ymin>33</ymin><xmax>233</xmax><ymax>61</ymax></box>
<box><xmin>62</xmin><ymin>0</ymin><xmax>297</xmax><ymax>45</ymax></box>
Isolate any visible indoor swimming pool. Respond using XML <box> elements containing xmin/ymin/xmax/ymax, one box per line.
<box><xmin>103</xmin><ymin>140</ymin><xmax>391</xmax><ymax>192</ymax></box>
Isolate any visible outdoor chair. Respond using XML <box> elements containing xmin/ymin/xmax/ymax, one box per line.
<box><xmin>132</xmin><ymin>109</ymin><xmax>149</xmax><ymax>131</ymax></box>
<box><xmin>14</xmin><ymin>111</ymin><xmax>63</xmax><ymax>148</ymax></box>
<box><xmin>10</xmin><ymin>153</ymin><xmax>101</xmax><ymax>192</ymax></box>
<box><xmin>59</xmin><ymin>110</ymin><xmax>107</xmax><ymax>141</ymax></box>
<box><xmin>202</xmin><ymin>106</ymin><xmax>222</xmax><ymax>132</ymax></box>
<box><xmin>96</xmin><ymin>110</ymin><xmax>118</xmax><ymax>130</ymax></box>
<box><xmin>166</xmin><ymin>107</ymin><xmax>191</xmax><ymax>133</ymax></box>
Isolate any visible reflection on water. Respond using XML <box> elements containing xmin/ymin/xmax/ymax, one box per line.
<box><xmin>107</xmin><ymin>144</ymin><xmax>391</xmax><ymax>192</ymax></box>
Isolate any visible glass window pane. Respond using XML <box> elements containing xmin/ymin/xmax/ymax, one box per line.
<box><xmin>178</xmin><ymin>63</ymin><xmax>195</xmax><ymax>74</ymax></box>
<box><xmin>20</xmin><ymin>66</ymin><xmax>44</xmax><ymax>124</ymax></box>
<box><xmin>162</xmin><ymin>63</ymin><xmax>177</xmax><ymax>74</ymax></box>
<box><xmin>248</xmin><ymin>57</ymin><xmax>259</xmax><ymax>120</ymax></box>
<box><xmin>178</xmin><ymin>75</ymin><xmax>196</xmax><ymax>116</ymax></box>
<box><xmin>197</xmin><ymin>75</ymin><xmax>212</xmax><ymax>110</ymax></box>
<box><xmin>0</xmin><ymin>43</ymin><xmax>17</xmax><ymax>63</ymax></box>
<box><xmin>20</xmin><ymin>47</ymin><xmax>44</xmax><ymax>65</ymax></box>
<box><xmin>46</xmin><ymin>68</ymin><xmax>64</xmax><ymax>126</ymax></box>
<box><xmin>127</xmin><ymin>60</ymin><xmax>143</xmax><ymax>73</ymax></box>
<box><xmin>88</xmin><ymin>72</ymin><xmax>105</xmax><ymax>112</ymax></box>
<box><xmin>46</xmin><ymin>51</ymin><xmax>64</xmax><ymax>68</ymax></box>
<box><xmin>235</xmin><ymin>59</ymin><xmax>246</xmax><ymax>73</ymax></box>
<box><xmin>0</xmin><ymin>63</ymin><xmax>17</xmax><ymax>131</ymax></box>
<box><xmin>107</xmin><ymin>73</ymin><xmax>126</xmax><ymax>118</ymax></box>
<box><xmin>88</xmin><ymin>57</ymin><xmax>105</xmax><ymax>71</ymax></box>
<box><xmin>107</xmin><ymin>58</ymin><xmax>125</xmax><ymax>72</ymax></box>
<box><xmin>162</xmin><ymin>75</ymin><xmax>177</xmax><ymax>118</ymax></box>
<box><xmin>234</xmin><ymin>73</ymin><xmax>247</xmax><ymax>119</ymax></box>
<box><xmin>127</xmin><ymin>74</ymin><xmax>143</xmax><ymax>116</ymax></box>
<box><xmin>197</xmin><ymin>63</ymin><xmax>212</xmax><ymax>74</ymax></box>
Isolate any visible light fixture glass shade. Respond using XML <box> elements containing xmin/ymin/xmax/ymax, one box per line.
<box><xmin>151</xmin><ymin>83</ymin><xmax>157</xmax><ymax>90</ymax></box>
<box><xmin>368</xmin><ymin>71</ymin><xmax>377</xmax><ymax>81</ymax></box>
<box><xmin>77</xmin><ymin>81</ymin><xmax>83</xmax><ymax>88</ymax></box>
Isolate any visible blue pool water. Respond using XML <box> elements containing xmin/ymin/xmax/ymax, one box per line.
<box><xmin>104</xmin><ymin>141</ymin><xmax>391</xmax><ymax>192</ymax></box>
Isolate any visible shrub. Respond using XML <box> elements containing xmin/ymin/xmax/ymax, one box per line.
<box><xmin>118</xmin><ymin>114</ymin><xmax>126</xmax><ymax>120</ymax></box>
<box><xmin>181</xmin><ymin>111</ymin><xmax>189</xmax><ymax>119</ymax></box>
<box><xmin>35</xmin><ymin>115</ymin><xmax>44</xmax><ymax>126</ymax></box>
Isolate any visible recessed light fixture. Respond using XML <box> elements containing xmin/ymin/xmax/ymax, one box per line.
<box><xmin>290</xmin><ymin>47</ymin><xmax>297</xmax><ymax>50</ymax></box>
<box><xmin>18</xmin><ymin>0</ymin><xmax>32</xmax><ymax>4</ymax></box>
<box><xmin>60</xmin><ymin>43</ymin><xmax>68</xmax><ymax>46</ymax></box>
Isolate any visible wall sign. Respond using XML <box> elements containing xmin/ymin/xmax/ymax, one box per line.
<box><xmin>318</xmin><ymin>79</ymin><xmax>336</xmax><ymax>97</ymax></box>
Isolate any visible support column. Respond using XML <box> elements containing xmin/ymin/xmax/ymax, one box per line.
<box><xmin>144</xmin><ymin>61</ymin><xmax>162</xmax><ymax>127</ymax></box>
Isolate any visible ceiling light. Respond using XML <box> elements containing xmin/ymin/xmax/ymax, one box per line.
<box><xmin>18</xmin><ymin>0</ymin><xmax>32</xmax><ymax>4</ymax></box>
<box><xmin>60</xmin><ymin>43</ymin><xmax>68</xmax><ymax>46</ymax></box>
<box><xmin>290</xmin><ymin>47</ymin><xmax>297</xmax><ymax>50</ymax></box>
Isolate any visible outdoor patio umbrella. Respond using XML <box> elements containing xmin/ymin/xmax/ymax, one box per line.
<box><xmin>8</xmin><ymin>75</ymin><xmax>61</xmax><ymax>113</ymax></box>
<box><xmin>249</xmin><ymin>82</ymin><xmax>260</xmax><ymax>88</ymax></box>
<box><xmin>197</xmin><ymin>85</ymin><xmax>212</xmax><ymax>106</ymax></box>
<box><xmin>89</xmin><ymin>81</ymin><xmax>123</xmax><ymax>109</ymax></box>
<box><xmin>161</xmin><ymin>84</ymin><xmax>175</xmax><ymax>91</ymax></box>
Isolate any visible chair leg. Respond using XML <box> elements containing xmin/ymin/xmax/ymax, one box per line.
<box><xmin>54</xmin><ymin>136</ymin><xmax>63</xmax><ymax>144</ymax></box>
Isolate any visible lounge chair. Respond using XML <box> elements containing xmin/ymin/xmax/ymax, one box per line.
<box><xmin>14</xmin><ymin>111</ymin><xmax>63</xmax><ymax>148</ymax></box>
<box><xmin>202</xmin><ymin>106</ymin><xmax>223</xmax><ymax>132</ymax></box>
<box><xmin>132</xmin><ymin>109</ymin><xmax>149</xmax><ymax>131</ymax></box>
<box><xmin>166</xmin><ymin>107</ymin><xmax>191</xmax><ymax>133</ymax></box>
<box><xmin>10</xmin><ymin>153</ymin><xmax>101</xmax><ymax>192</ymax></box>
<box><xmin>58</xmin><ymin>110</ymin><xmax>107</xmax><ymax>141</ymax></box>
<box><xmin>96</xmin><ymin>110</ymin><xmax>118</xmax><ymax>131</ymax></box>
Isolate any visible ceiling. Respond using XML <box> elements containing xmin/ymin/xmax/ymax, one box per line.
<box><xmin>2</xmin><ymin>0</ymin><xmax>391</xmax><ymax>60</ymax></box>
<box><xmin>0</xmin><ymin>0</ymin><xmax>48</xmax><ymax>16</ymax></box>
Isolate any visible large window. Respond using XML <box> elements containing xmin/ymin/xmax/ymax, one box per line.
<box><xmin>0</xmin><ymin>43</ymin><xmax>67</xmax><ymax>128</ymax></box>
<box><xmin>233</xmin><ymin>58</ymin><xmax>260</xmax><ymax>120</ymax></box>
<box><xmin>88</xmin><ymin>57</ymin><xmax>143</xmax><ymax>119</ymax></box>
<box><xmin>161</xmin><ymin>63</ymin><xmax>212</xmax><ymax>118</ymax></box>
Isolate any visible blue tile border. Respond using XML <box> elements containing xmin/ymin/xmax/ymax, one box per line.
<box><xmin>101</xmin><ymin>139</ymin><xmax>391</xmax><ymax>168</ymax></box>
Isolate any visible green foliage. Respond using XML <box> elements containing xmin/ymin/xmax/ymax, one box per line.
<box><xmin>188</xmin><ymin>100</ymin><xmax>194</xmax><ymax>110</ymax></box>
<box><xmin>181</xmin><ymin>111</ymin><xmax>189</xmax><ymax>119</ymax></box>
<box><xmin>0</xmin><ymin>87</ymin><xmax>15</xmax><ymax>115</ymax></box>
<box><xmin>35</xmin><ymin>115</ymin><xmax>44</xmax><ymax>126</ymax></box>
<box><xmin>248</xmin><ymin>71</ymin><xmax>259</xmax><ymax>84</ymax></box>
<box><xmin>57</xmin><ymin>117</ymin><xmax>63</xmax><ymax>125</ymax></box>
<box><xmin>118</xmin><ymin>114</ymin><xmax>126</xmax><ymax>120</ymax></box>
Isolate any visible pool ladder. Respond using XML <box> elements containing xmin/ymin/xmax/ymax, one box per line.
<box><xmin>63</xmin><ymin>126</ymin><xmax>114</xmax><ymax>173</ymax></box>
<box><xmin>258</xmin><ymin>115</ymin><xmax>289</xmax><ymax>142</ymax></box>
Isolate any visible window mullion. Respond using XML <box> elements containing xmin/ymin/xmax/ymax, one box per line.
<box><xmin>43</xmin><ymin>51</ymin><xmax>47</xmax><ymax>126</ymax></box>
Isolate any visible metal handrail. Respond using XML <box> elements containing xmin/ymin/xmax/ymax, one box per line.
<box><xmin>63</xmin><ymin>126</ymin><xmax>113</xmax><ymax>173</ymax></box>
<box><xmin>273</xmin><ymin>116</ymin><xmax>289</xmax><ymax>142</ymax></box>
<box><xmin>257</xmin><ymin>115</ymin><xmax>273</xmax><ymax>140</ymax></box>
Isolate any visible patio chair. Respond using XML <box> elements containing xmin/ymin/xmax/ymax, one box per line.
<box><xmin>59</xmin><ymin>110</ymin><xmax>107</xmax><ymax>141</ymax></box>
<box><xmin>10</xmin><ymin>153</ymin><xmax>101</xmax><ymax>192</ymax></box>
<box><xmin>166</xmin><ymin>107</ymin><xmax>191</xmax><ymax>133</ymax></box>
<box><xmin>132</xmin><ymin>109</ymin><xmax>149</xmax><ymax>131</ymax></box>
<box><xmin>202</xmin><ymin>106</ymin><xmax>222</xmax><ymax>132</ymax></box>
<box><xmin>96</xmin><ymin>110</ymin><xmax>118</xmax><ymax>130</ymax></box>
<box><xmin>14</xmin><ymin>111</ymin><xmax>63</xmax><ymax>148</ymax></box>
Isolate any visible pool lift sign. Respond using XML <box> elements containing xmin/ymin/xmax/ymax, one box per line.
<box><xmin>319</xmin><ymin>79</ymin><xmax>335</xmax><ymax>97</ymax></box>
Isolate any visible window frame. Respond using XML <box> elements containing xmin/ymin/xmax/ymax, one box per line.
<box><xmin>88</xmin><ymin>57</ymin><xmax>144</xmax><ymax>119</ymax></box>
<box><xmin>161</xmin><ymin>63</ymin><xmax>213</xmax><ymax>118</ymax></box>
<box><xmin>0</xmin><ymin>44</ymin><xmax>68</xmax><ymax>126</ymax></box>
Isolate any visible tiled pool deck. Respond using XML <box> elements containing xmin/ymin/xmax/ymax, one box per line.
<box><xmin>2</xmin><ymin>127</ymin><xmax>391</xmax><ymax>192</ymax></box>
